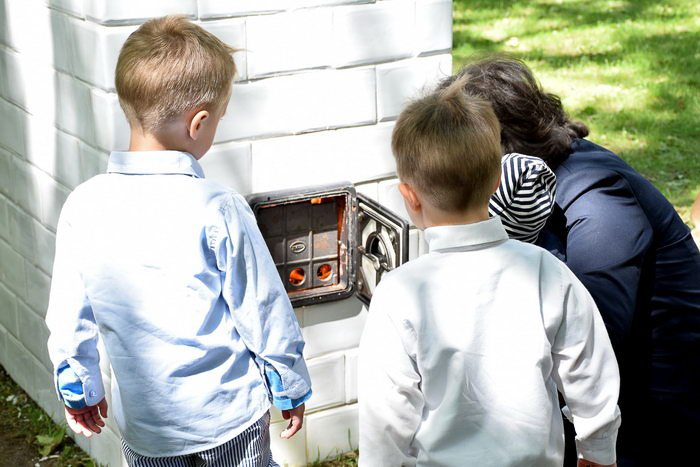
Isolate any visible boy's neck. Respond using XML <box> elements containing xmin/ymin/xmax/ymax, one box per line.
<box><xmin>128</xmin><ymin>128</ymin><xmax>170</xmax><ymax>152</ymax></box>
<box><xmin>419</xmin><ymin>202</ymin><xmax>490</xmax><ymax>229</ymax></box>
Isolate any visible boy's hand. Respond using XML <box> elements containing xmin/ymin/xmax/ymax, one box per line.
<box><xmin>578</xmin><ymin>460</ymin><xmax>616</xmax><ymax>467</ymax></box>
<box><xmin>280</xmin><ymin>404</ymin><xmax>305</xmax><ymax>439</ymax></box>
<box><xmin>64</xmin><ymin>398</ymin><xmax>108</xmax><ymax>438</ymax></box>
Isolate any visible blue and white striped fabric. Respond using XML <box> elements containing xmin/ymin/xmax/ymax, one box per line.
<box><xmin>489</xmin><ymin>153</ymin><xmax>557</xmax><ymax>243</ymax></box>
<box><xmin>122</xmin><ymin>412</ymin><xmax>279</xmax><ymax>467</ymax></box>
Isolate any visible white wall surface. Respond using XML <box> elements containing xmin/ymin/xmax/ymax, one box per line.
<box><xmin>0</xmin><ymin>1</ymin><xmax>451</xmax><ymax>465</ymax></box>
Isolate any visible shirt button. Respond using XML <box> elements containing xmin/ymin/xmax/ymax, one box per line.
<box><xmin>89</xmin><ymin>390</ymin><xmax>97</xmax><ymax>398</ymax></box>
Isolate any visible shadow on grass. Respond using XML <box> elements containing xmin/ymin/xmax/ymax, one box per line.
<box><xmin>452</xmin><ymin>0</ymin><xmax>700</xmax><ymax>206</ymax></box>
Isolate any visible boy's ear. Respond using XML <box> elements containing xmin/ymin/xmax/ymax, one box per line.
<box><xmin>188</xmin><ymin>109</ymin><xmax>210</xmax><ymax>140</ymax></box>
<box><xmin>399</xmin><ymin>183</ymin><xmax>422</xmax><ymax>212</ymax></box>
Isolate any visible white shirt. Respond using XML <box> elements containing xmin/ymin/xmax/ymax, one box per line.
<box><xmin>359</xmin><ymin>217</ymin><xmax>620</xmax><ymax>466</ymax></box>
<box><xmin>46</xmin><ymin>151</ymin><xmax>311</xmax><ymax>456</ymax></box>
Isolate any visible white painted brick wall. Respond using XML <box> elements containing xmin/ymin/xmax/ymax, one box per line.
<box><xmin>333</xmin><ymin>2</ymin><xmax>415</xmax><ymax>67</ymax></box>
<box><xmin>377</xmin><ymin>54</ymin><xmax>453</xmax><ymax>121</ymax></box>
<box><xmin>306</xmin><ymin>403</ymin><xmax>359</xmax><ymax>461</ymax></box>
<box><xmin>250</xmin><ymin>123</ymin><xmax>395</xmax><ymax>192</ymax></box>
<box><xmin>416</xmin><ymin>0</ymin><xmax>453</xmax><ymax>55</ymax></box>
<box><xmin>85</xmin><ymin>0</ymin><xmax>198</xmax><ymax>25</ymax></box>
<box><xmin>306</xmin><ymin>351</ymin><xmax>346</xmax><ymax>412</ymax></box>
<box><xmin>0</xmin><ymin>1</ymin><xmax>453</xmax><ymax>465</ymax></box>
<box><xmin>246</xmin><ymin>9</ymin><xmax>332</xmax><ymax>78</ymax></box>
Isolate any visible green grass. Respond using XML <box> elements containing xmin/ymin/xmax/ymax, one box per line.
<box><xmin>453</xmin><ymin>0</ymin><xmax>700</xmax><ymax>223</ymax></box>
<box><xmin>0</xmin><ymin>366</ymin><xmax>96</xmax><ymax>466</ymax></box>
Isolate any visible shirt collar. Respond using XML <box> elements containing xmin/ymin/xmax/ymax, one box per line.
<box><xmin>107</xmin><ymin>151</ymin><xmax>205</xmax><ymax>178</ymax></box>
<box><xmin>424</xmin><ymin>217</ymin><xmax>509</xmax><ymax>253</ymax></box>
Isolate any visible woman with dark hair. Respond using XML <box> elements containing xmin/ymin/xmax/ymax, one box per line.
<box><xmin>442</xmin><ymin>56</ymin><xmax>700</xmax><ymax>466</ymax></box>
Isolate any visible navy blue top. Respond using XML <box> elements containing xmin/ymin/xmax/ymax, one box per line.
<box><xmin>540</xmin><ymin>140</ymin><xmax>700</xmax><ymax>460</ymax></box>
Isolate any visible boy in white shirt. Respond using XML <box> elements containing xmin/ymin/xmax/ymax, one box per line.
<box><xmin>358</xmin><ymin>76</ymin><xmax>620</xmax><ymax>467</ymax></box>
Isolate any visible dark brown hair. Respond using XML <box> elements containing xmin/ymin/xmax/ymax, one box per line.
<box><xmin>392</xmin><ymin>75</ymin><xmax>502</xmax><ymax>212</ymax></box>
<box><xmin>116</xmin><ymin>15</ymin><xmax>237</xmax><ymax>132</ymax></box>
<box><xmin>441</xmin><ymin>55</ymin><xmax>588</xmax><ymax>167</ymax></box>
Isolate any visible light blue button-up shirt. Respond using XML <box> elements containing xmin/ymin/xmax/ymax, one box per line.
<box><xmin>46</xmin><ymin>151</ymin><xmax>311</xmax><ymax>457</ymax></box>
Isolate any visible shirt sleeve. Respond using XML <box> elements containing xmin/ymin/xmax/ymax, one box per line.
<box><xmin>560</xmin><ymin>170</ymin><xmax>653</xmax><ymax>357</ymax></box>
<box><xmin>358</xmin><ymin>279</ymin><xmax>423</xmax><ymax>467</ymax></box>
<box><xmin>213</xmin><ymin>193</ymin><xmax>311</xmax><ymax>405</ymax></box>
<box><xmin>543</xmin><ymin>254</ymin><xmax>621</xmax><ymax>465</ymax></box>
<box><xmin>45</xmin><ymin>195</ymin><xmax>105</xmax><ymax>407</ymax></box>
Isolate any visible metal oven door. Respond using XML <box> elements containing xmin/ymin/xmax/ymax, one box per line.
<box><xmin>354</xmin><ymin>193</ymin><xmax>409</xmax><ymax>306</ymax></box>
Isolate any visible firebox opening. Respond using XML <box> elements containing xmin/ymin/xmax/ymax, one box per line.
<box><xmin>317</xmin><ymin>263</ymin><xmax>332</xmax><ymax>281</ymax></box>
<box><xmin>289</xmin><ymin>268</ymin><xmax>306</xmax><ymax>286</ymax></box>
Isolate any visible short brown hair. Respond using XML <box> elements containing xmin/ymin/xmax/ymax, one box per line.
<box><xmin>392</xmin><ymin>76</ymin><xmax>502</xmax><ymax>212</ymax></box>
<box><xmin>116</xmin><ymin>15</ymin><xmax>236</xmax><ymax>132</ymax></box>
<box><xmin>442</xmin><ymin>55</ymin><xmax>588</xmax><ymax>168</ymax></box>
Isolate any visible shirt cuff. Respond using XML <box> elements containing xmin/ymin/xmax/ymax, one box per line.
<box><xmin>575</xmin><ymin>434</ymin><xmax>618</xmax><ymax>466</ymax></box>
<box><xmin>56</xmin><ymin>362</ymin><xmax>87</xmax><ymax>409</ymax></box>
<box><xmin>265</xmin><ymin>366</ymin><xmax>312</xmax><ymax>410</ymax></box>
<box><xmin>54</xmin><ymin>358</ymin><xmax>105</xmax><ymax>407</ymax></box>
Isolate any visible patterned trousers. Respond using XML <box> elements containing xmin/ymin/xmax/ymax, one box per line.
<box><xmin>122</xmin><ymin>412</ymin><xmax>279</xmax><ymax>467</ymax></box>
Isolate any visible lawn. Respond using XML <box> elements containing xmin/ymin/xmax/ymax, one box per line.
<box><xmin>453</xmin><ymin>0</ymin><xmax>700</xmax><ymax>223</ymax></box>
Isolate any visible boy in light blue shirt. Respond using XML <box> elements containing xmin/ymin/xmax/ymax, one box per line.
<box><xmin>46</xmin><ymin>16</ymin><xmax>311</xmax><ymax>466</ymax></box>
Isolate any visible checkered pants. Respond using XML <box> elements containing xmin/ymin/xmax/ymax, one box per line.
<box><xmin>122</xmin><ymin>412</ymin><xmax>279</xmax><ymax>467</ymax></box>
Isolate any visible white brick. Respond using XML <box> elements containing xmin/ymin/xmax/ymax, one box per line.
<box><xmin>79</xmin><ymin>141</ymin><xmax>110</xmax><ymax>181</ymax></box>
<box><xmin>376</xmin><ymin>54</ymin><xmax>452</xmax><ymax>121</ymax></box>
<box><xmin>246</xmin><ymin>9</ymin><xmax>332</xmax><ymax>78</ymax></box>
<box><xmin>0</xmin><ymin>195</ymin><xmax>8</xmax><ymax>241</ymax></box>
<box><xmin>1</xmin><ymin>1</ymin><xmax>54</xmax><ymax>63</ymax></box>
<box><xmin>10</xmin><ymin>157</ymin><xmax>41</xmax><ymax>218</ymax></box>
<box><xmin>49</xmin><ymin>10</ymin><xmax>75</xmax><ymax>74</ymax></box>
<box><xmin>306</xmin><ymin>403</ymin><xmax>359</xmax><ymax>461</ymax></box>
<box><xmin>7</xmin><ymin>203</ymin><xmax>36</xmax><ymax>260</ymax></box>
<box><xmin>0</xmin><ymin>281</ymin><xmax>19</xmax><ymax>337</ymax></box>
<box><xmin>376</xmin><ymin>178</ymin><xmax>410</xmax><ymax>222</ymax></box>
<box><xmin>217</xmin><ymin>68</ymin><xmax>375</xmax><ymax>142</ymax></box>
<box><xmin>327</xmin><ymin>67</ymin><xmax>376</xmax><ymax>128</ymax></box>
<box><xmin>306</xmin><ymin>352</ymin><xmax>345</xmax><ymax>412</ymax></box>
<box><xmin>344</xmin><ymin>348</ymin><xmax>358</xmax><ymax>403</ymax></box>
<box><xmin>294</xmin><ymin>0</ymin><xmax>373</xmax><ymax>6</ymax></box>
<box><xmin>0</xmin><ymin>98</ymin><xmax>27</xmax><ymax>156</ymax></box>
<box><xmin>301</xmin><ymin>297</ymin><xmax>367</xmax><ymax>359</ymax></box>
<box><xmin>71</xmin><ymin>19</ymin><xmax>137</xmax><ymax>90</ymax></box>
<box><xmin>24</xmin><ymin>115</ymin><xmax>59</xmax><ymax>180</ymax></box>
<box><xmin>85</xmin><ymin>426</ymin><xmax>125</xmax><ymax>467</ymax></box>
<box><xmin>199</xmin><ymin>141</ymin><xmax>253</xmax><ymax>195</ymax></box>
<box><xmin>90</xmin><ymin>87</ymin><xmax>130</xmax><ymax>152</ymax></box>
<box><xmin>32</xmin><ymin>167</ymin><xmax>71</xmax><ymax>230</ymax></box>
<box><xmin>0</xmin><ymin>239</ymin><xmax>27</xmax><ymax>300</ymax></box>
<box><xmin>17</xmin><ymin>300</ymin><xmax>51</xmax><ymax>367</ymax></box>
<box><xmin>354</xmin><ymin>181</ymin><xmax>378</xmax><ymax>201</ymax></box>
<box><xmin>251</xmin><ymin>123</ymin><xmax>395</xmax><ymax>193</ymax></box>
<box><xmin>33</xmin><ymin>219</ymin><xmax>56</xmax><ymax>274</ymax></box>
<box><xmin>49</xmin><ymin>0</ymin><xmax>85</xmax><ymax>18</ymax></box>
<box><xmin>197</xmin><ymin>0</ymin><xmax>285</xmax><ymax>19</ymax></box>
<box><xmin>270</xmin><ymin>417</ymin><xmax>307</xmax><ymax>467</ymax></box>
<box><xmin>54</xmin><ymin>130</ymin><xmax>83</xmax><ymax>189</ymax></box>
<box><xmin>333</xmin><ymin>2</ymin><xmax>415</xmax><ymax>67</ymax></box>
<box><xmin>25</xmin><ymin>263</ymin><xmax>51</xmax><ymax>317</ymax></box>
<box><xmin>85</xmin><ymin>0</ymin><xmax>197</xmax><ymax>25</ymax></box>
<box><xmin>416</xmin><ymin>0</ymin><xmax>452</xmax><ymax>55</ymax></box>
<box><xmin>3</xmin><ymin>333</ymin><xmax>36</xmax><ymax>394</ymax></box>
<box><xmin>55</xmin><ymin>72</ymin><xmax>94</xmax><ymax>143</ymax></box>
<box><xmin>200</xmin><ymin>19</ymin><xmax>248</xmax><ymax>82</ymax></box>
<box><xmin>0</xmin><ymin>149</ymin><xmax>12</xmax><ymax>197</ymax></box>
<box><xmin>0</xmin><ymin>44</ymin><xmax>57</xmax><ymax>115</ymax></box>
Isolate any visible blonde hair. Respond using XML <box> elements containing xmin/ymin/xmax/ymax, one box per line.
<box><xmin>392</xmin><ymin>76</ymin><xmax>502</xmax><ymax>212</ymax></box>
<box><xmin>115</xmin><ymin>15</ymin><xmax>236</xmax><ymax>132</ymax></box>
